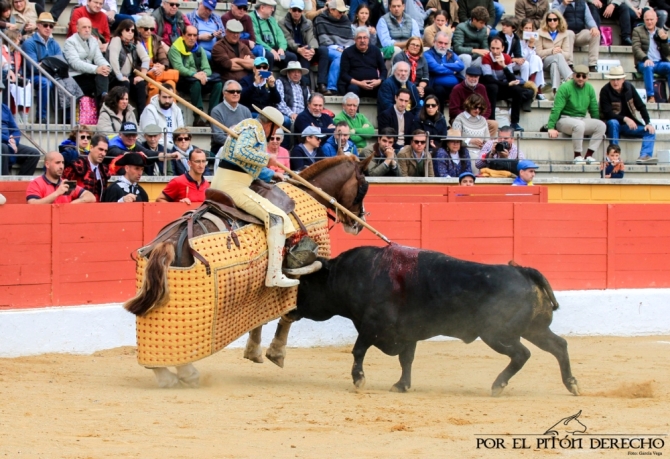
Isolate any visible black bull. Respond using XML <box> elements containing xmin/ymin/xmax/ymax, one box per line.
<box><xmin>288</xmin><ymin>244</ymin><xmax>581</xmax><ymax>396</ymax></box>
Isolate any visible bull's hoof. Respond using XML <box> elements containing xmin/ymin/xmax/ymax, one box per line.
<box><xmin>353</xmin><ymin>376</ymin><xmax>366</xmax><ymax>389</ymax></box>
<box><xmin>566</xmin><ymin>377</ymin><xmax>581</xmax><ymax>396</ymax></box>
<box><xmin>152</xmin><ymin>368</ymin><xmax>180</xmax><ymax>389</ymax></box>
<box><xmin>491</xmin><ymin>386</ymin><xmax>505</xmax><ymax>397</ymax></box>
<box><xmin>390</xmin><ymin>382</ymin><xmax>409</xmax><ymax>393</ymax></box>
<box><xmin>177</xmin><ymin>364</ymin><xmax>200</xmax><ymax>388</ymax></box>
<box><xmin>266</xmin><ymin>352</ymin><xmax>284</xmax><ymax>368</ymax></box>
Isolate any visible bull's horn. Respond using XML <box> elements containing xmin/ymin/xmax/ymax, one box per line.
<box><xmin>282</xmin><ymin>261</ymin><xmax>322</xmax><ymax>277</ymax></box>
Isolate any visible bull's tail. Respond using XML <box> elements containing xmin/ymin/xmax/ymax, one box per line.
<box><xmin>508</xmin><ymin>261</ymin><xmax>559</xmax><ymax>311</ymax></box>
<box><xmin>124</xmin><ymin>242</ymin><xmax>175</xmax><ymax>316</ymax></box>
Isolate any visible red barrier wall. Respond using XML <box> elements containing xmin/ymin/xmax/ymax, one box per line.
<box><xmin>2</xmin><ymin>202</ymin><xmax>670</xmax><ymax>309</ymax></box>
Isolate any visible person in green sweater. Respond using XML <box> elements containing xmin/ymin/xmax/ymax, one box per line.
<box><xmin>547</xmin><ymin>65</ymin><xmax>606</xmax><ymax>164</ymax></box>
<box><xmin>250</xmin><ymin>0</ymin><xmax>298</xmax><ymax>71</ymax></box>
<box><xmin>333</xmin><ymin>92</ymin><xmax>376</xmax><ymax>149</ymax></box>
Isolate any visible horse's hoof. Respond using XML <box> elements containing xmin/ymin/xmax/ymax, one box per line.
<box><xmin>390</xmin><ymin>383</ymin><xmax>408</xmax><ymax>393</ymax></box>
<box><xmin>244</xmin><ymin>346</ymin><xmax>264</xmax><ymax>364</ymax></box>
<box><xmin>153</xmin><ymin>368</ymin><xmax>179</xmax><ymax>388</ymax></box>
<box><xmin>244</xmin><ymin>353</ymin><xmax>264</xmax><ymax>364</ymax></box>
<box><xmin>354</xmin><ymin>376</ymin><xmax>366</xmax><ymax>389</ymax></box>
<box><xmin>266</xmin><ymin>352</ymin><xmax>284</xmax><ymax>368</ymax></box>
<box><xmin>177</xmin><ymin>364</ymin><xmax>200</xmax><ymax>388</ymax></box>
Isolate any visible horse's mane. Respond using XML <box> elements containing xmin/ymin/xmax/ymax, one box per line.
<box><xmin>298</xmin><ymin>156</ymin><xmax>358</xmax><ymax>181</ymax></box>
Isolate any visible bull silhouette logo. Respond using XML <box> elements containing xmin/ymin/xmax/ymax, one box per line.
<box><xmin>543</xmin><ymin>410</ymin><xmax>587</xmax><ymax>436</ymax></box>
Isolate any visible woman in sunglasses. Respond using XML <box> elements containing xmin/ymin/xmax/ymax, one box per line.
<box><xmin>108</xmin><ymin>19</ymin><xmax>150</xmax><ymax>115</ymax></box>
<box><xmin>137</xmin><ymin>15</ymin><xmax>178</xmax><ymax>103</ymax></box>
<box><xmin>171</xmin><ymin>127</ymin><xmax>211</xmax><ymax>176</ymax></box>
<box><xmin>265</xmin><ymin>129</ymin><xmax>291</xmax><ymax>174</ymax></box>
<box><xmin>411</xmin><ymin>94</ymin><xmax>447</xmax><ymax>149</ymax></box>
<box><xmin>536</xmin><ymin>10</ymin><xmax>573</xmax><ymax>96</ymax></box>
<box><xmin>58</xmin><ymin>125</ymin><xmax>93</xmax><ymax>165</ymax></box>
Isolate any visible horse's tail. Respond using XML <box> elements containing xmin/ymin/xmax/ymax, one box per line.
<box><xmin>124</xmin><ymin>242</ymin><xmax>175</xmax><ymax>316</ymax></box>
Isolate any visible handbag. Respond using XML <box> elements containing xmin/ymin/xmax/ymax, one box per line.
<box><xmin>78</xmin><ymin>96</ymin><xmax>98</xmax><ymax>125</ymax></box>
<box><xmin>39</xmin><ymin>56</ymin><xmax>69</xmax><ymax>79</ymax></box>
<box><xmin>600</xmin><ymin>26</ymin><xmax>613</xmax><ymax>46</ymax></box>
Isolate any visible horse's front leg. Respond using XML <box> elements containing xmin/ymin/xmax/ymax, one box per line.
<box><xmin>265</xmin><ymin>315</ymin><xmax>294</xmax><ymax>368</ymax></box>
<box><xmin>244</xmin><ymin>326</ymin><xmax>264</xmax><ymax>363</ymax></box>
<box><xmin>150</xmin><ymin>367</ymin><xmax>180</xmax><ymax>388</ymax></box>
<box><xmin>177</xmin><ymin>363</ymin><xmax>200</xmax><ymax>388</ymax></box>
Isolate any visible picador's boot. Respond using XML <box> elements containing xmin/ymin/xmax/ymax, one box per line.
<box><xmin>265</xmin><ymin>215</ymin><xmax>300</xmax><ymax>288</ymax></box>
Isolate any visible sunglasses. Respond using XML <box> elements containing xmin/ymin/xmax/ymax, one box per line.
<box><xmin>141</xmin><ymin>27</ymin><xmax>156</xmax><ymax>31</ymax></box>
<box><xmin>124</xmin><ymin>27</ymin><xmax>135</xmax><ymax>32</ymax></box>
<box><xmin>413</xmin><ymin>140</ymin><xmax>426</xmax><ymax>145</ymax></box>
<box><xmin>269</xmin><ymin>136</ymin><xmax>282</xmax><ymax>141</ymax></box>
<box><xmin>256</xmin><ymin>64</ymin><xmax>269</xmax><ymax>70</ymax></box>
<box><xmin>166</xmin><ymin>2</ymin><xmax>179</xmax><ymax>6</ymax></box>
<box><xmin>176</xmin><ymin>136</ymin><xmax>191</xmax><ymax>141</ymax></box>
<box><xmin>225</xmin><ymin>89</ymin><xmax>242</xmax><ymax>94</ymax></box>
<box><xmin>236</xmin><ymin>5</ymin><xmax>248</xmax><ymax>9</ymax></box>
<box><xmin>80</xmin><ymin>135</ymin><xmax>91</xmax><ymax>140</ymax></box>
<box><xmin>425</xmin><ymin>103</ymin><xmax>438</xmax><ymax>108</ymax></box>
<box><xmin>39</xmin><ymin>23</ymin><xmax>55</xmax><ymax>28</ymax></box>
<box><xmin>574</xmin><ymin>73</ymin><xmax>588</xmax><ymax>79</ymax></box>
<box><xmin>290</xmin><ymin>7</ymin><xmax>302</xmax><ymax>11</ymax></box>
<box><xmin>547</xmin><ymin>17</ymin><xmax>558</xmax><ymax>22</ymax></box>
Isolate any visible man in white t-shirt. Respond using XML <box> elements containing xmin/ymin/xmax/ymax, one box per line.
<box><xmin>139</xmin><ymin>90</ymin><xmax>185</xmax><ymax>151</ymax></box>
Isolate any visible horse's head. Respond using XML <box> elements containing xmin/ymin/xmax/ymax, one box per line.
<box><xmin>338</xmin><ymin>154</ymin><xmax>373</xmax><ymax>234</ymax></box>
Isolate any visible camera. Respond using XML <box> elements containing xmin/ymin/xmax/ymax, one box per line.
<box><xmin>495</xmin><ymin>141</ymin><xmax>510</xmax><ymax>153</ymax></box>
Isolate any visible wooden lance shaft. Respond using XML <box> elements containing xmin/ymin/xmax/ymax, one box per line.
<box><xmin>134</xmin><ymin>71</ymin><xmax>392</xmax><ymax>245</ymax></box>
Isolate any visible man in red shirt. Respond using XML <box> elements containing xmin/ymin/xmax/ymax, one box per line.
<box><xmin>156</xmin><ymin>148</ymin><xmax>210</xmax><ymax>204</ymax></box>
<box><xmin>67</xmin><ymin>0</ymin><xmax>112</xmax><ymax>52</ymax></box>
<box><xmin>26</xmin><ymin>151</ymin><xmax>96</xmax><ymax>204</ymax></box>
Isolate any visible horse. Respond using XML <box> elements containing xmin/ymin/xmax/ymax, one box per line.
<box><xmin>125</xmin><ymin>155</ymin><xmax>374</xmax><ymax>388</ymax></box>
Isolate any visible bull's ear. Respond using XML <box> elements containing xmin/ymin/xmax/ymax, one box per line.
<box><xmin>318</xmin><ymin>257</ymin><xmax>331</xmax><ymax>271</ymax></box>
<box><xmin>360</xmin><ymin>153</ymin><xmax>374</xmax><ymax>171</ymax></box>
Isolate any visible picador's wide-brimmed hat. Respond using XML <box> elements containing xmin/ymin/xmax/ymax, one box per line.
<box><xmin>252</xmin><ymin>105</ymin><xmax>290</xmax><ymax>132</ymax></box>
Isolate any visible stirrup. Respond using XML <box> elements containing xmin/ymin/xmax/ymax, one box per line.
<box><xmin>283</xmin><ymin>261</ymin><xmax>322</xmax><ymax>276</ymax></box>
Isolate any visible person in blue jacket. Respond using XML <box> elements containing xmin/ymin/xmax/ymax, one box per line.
<box><xmin>320</xmin><ymin>121</ymin><xmax>359</xmax><ymax>157</ymax></box>
<box><xmin>377</xmin><ymin>61</ymin><xmax>422</xmax><ymax>116</ymax></box>
<box><xmin>424</xmin><ymin>31</ymin><xmax>464</xmax><ymax>108</ymax></box>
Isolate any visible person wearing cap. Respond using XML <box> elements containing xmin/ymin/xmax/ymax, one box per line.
<box><xmin>360</xmin><ymin>127</ymin><xmax>401</xmax><ymax>177</ymax></box>
<box><xmin>313</xmin><ymin>0</ymin><xmax>354</xmax><ymax>95</ymax></box>
<box><xmin>139</xmin><ymin>89</ymin><xmax>185</xmax><ymax>151</ymax></box>
<box><xmin>21</xmin><ymin>12</ymin><xmax>64</xmax><ymax>124</ymax></box>
<box><xmin>169</xmin><ymin>24</ymin><xmax>223</xmax><ymax>125</ymax></box>
<box><xmin>0</xmin><ymin>78</ymin><xmax>40</xmax><ymax>176</ymax></box>
<box><xmin>211</xmin><ymin>18</ymin><xmax>255</xmax><ymax>82</ymax></box>
<box><xmin>222</xmin><ymin>0</ymin><xmax>265</xmax><ymax>59</ymax></box>
<box><xmin>376</xmin><ymin>0</ymin><xmax>420</xmax><ymax>54</ymax></box>
<box><xmin>152</xmin><ymin>0</ymin><xmax>191</xmax><ymax>47</ymax></box>
<box><xmin>599</xmin><ymin>65</ymin><xmax>656</xmax><ymax>164</ymax></box>
<box><xmin>67</xmin><ymin>0</ymin><xmax>112</xmax><ymax>50</ymax></box>
<box><xmin>458</xmin><ymin>171</ymin><xmax>476</xmax><ymax>185</ymax></box>
<box><xmin>251</xmin><ymin>0</ymin><xmax>298</xmax><ymax>71</ymax></box>
<box><xmin>62</xmin><ymin>134</ymin><xmax>111</xmax><ymax>201</ymax></box>
<box><xmin>210</xmin><ymin>80</ymin><xmax>252</xmax><ymax>153</ymax></box>
<box><xmin>448</xmin><ymin>65</ymin><xmax>498</xmax><ymax>139</ymax></box>
<box><xmin>378</xmin><ymin>61</ymin><xmax>421</xmax><ymax>115</ymax></box>
<box><xmin>434</xmin><ymin>129</ymin><xmax>473</xmax><ymax>178</ymax></box>
<box><xmin>186</xmin><ymin>0</ymin><xmax>225</xmax><ymax>59</ymax></box>
<box><xmin>424</xmin><ymin>32</ymin><xmax>465</xmax><ymax>107</ymax></box>
<box><xmin>547</xmin><ymin>64</ymin><xmax>605</xmax><ymax>164</ymax></box>
<box><xmin>475</xmin><ymin>125</ymin><xmax>525</xmax><ymax>173</ymax></box>
<box><xmin>26</xmin><ymin>152</ymin><xmax>96</xmax><ymax>204</ymax></box>
<box><xmin>138</xmin><ymin>123</ymin><xmax>178</xmax><ymax>175</ymax></box>
<box><xmin>377</xmin><ymin>87</ymin><xmax>415</xmax><ymax>149</ymax></box>
<box><xmin>291</xmin><ymin>125</ymin><xmax>325</xmax><ymax>170</ymax></box>
<box><xmin>321</xmin><ymin>120</ymin><xmax>359</xmax><ymax>157</ymax></box>
<box><xmin>156</xmin><ymin>149</ymin><xmax>210</xmax><ymax>203</ymax></box>
<box><xmin>276</xmin><ymin>61</ymin><xmax>311</xmax><ymax>129</ymax></box>
<box><xmin>102</xmin><ymin>152</ymin><xmax>150</xmax><ymax>202</ymax></box>
<box><xmin>278</xmin><ymin>0</ymin><xmax>320</xmax><ymax>87</ymax></box>
<box><xmin>512</xmin><ymin>159</ymin><xmax>538</xmax><ymax>186</ymax></box>
<box><xmin>333</xmin><ymin>92</ymin><xmax>375</xmax><ymax>149</ymax></box>
<box><xmin>337</xmin><ymin>26</ymin><xmax>386</xmax><ymax>98</ymax></box>
<box><xmin>632</xmin><ymin>9</ymin><xmax>670</xmax><ymax>105</ymax></box>
<box><xmin>240</xmin><ymin>56</ymin><xmax>282</xmax><ymax>114</ymax></box>
<box><xmin>212</xmin><ymin>106</ymin><xmax>302</xmax><ymax>288</ymax></box>
<box><xmin>107</xmin><ymin>122</ymin><xmax>154</xmax><ymax>164</ymax></box>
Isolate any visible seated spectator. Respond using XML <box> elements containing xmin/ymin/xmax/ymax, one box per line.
<box><xmin>512</xmin><ymin>159</ymin><xmax>538</xmax><ymax>186</ymax></box>
<box><xmin>80</xmin><ymin>0</ymin><xmax>123</xmax><ymax>29</ymax></box>
<box><xmin>392</xmin><ymin>36</ymin><xmax>429</xmax><ymax>97</ymax></box>
<box><xmin>452</xmin><ymin>6</ymin><xmax>489</xmax><ymax>75</ymax></box>
<box><xmin>240</xmin><ymin>56</ymin><xmax>282</xmax><ymax>115</ymax></box>
<box><xmin>139</xmin><ymin>89</ymin><xmax>185</xmax><ymax>152</ymax></box>
<box><xmin>411</xmin><ymin>93</ymin><xmax>448</xmax><ymax>146</ymax></box>
<box><xmin>313</xmin><ymin>0</ymin><xmax>354</xmax><ymax>95</ymax></box>
<box><xmin>405</xmin><ymin>0</ymin><xmax>434</xmax><ymax>34</ymax></box>
<box><xmin>321</xmin><ymin>121</ymin><xmax>359</xmax><ymax>156</ymax></box>
<box><xmin>62</xmin><ymin>134</ymin><xmax>110</xmax><ymax>201</ymax></box>
<box><xmin>475</xmin><ymin>125</ymin><xmax>525</xmax><ymax>174</ymax></box>
<box><xmin>632</xmin><ymin>9</ymin><xmax>670</xmax><ymax>104</ymax></box>
<box><xmin>600</xmin><ymin>144</ymin><xmax>625</xmax><ymax>178</ymax></box>
<box><xmin>171</xmin><ymin>127</ymin><xmax>204</xmax><ymax>175</ymax></box>
<box><xmin>397</xmin><ymin>129</ymin><xmax>434</xmax><ymax>177</ymax></box>
<box><xmin>68</xmin><ymin>0</ymin><xmax>111</xmax><ymax>52</ymax></box>
<box><xmin>499</xmin><ymin>16</ymin><xmax>531</xmax><ymax>82</ymax></box>
<box><xmin>514</xmin><ymin>0</ymin><xmax>549</xmax><ymax>29</ymax></box>
<box><xmin>360</xmin><ymin>127</ymin><xmax>401</xmax><ymax>176</ymax></box>
<box><xmin>351</xmin><ymin>4</ymin><xmax>378</xmax><ymax>47</ymax></box>
<box><xmin>12</xmin><ymin>0</ymin><xmax>37</xmax><ymax>35</ymax></box>
<box><xmin>333</xmin><ymin>92</ymin><xmax>375</xmax><ymax>149</ymax></box>
<box><xmin>276</xmin><ymin>61</ymin><xmax>311</xmax><ymax>130</ymax></box>
<box><xmin>377</xmin><ymin>0</ymin><xmax>420</xmax><ymax>56</ymax></box>
<box><xmin>434</xmin><ymin>128</ymin><xmax>472</xmax><ymax>177</ymax></box>
<box><xmin>291</xmin><ymin>125</ymin><xmax>325</xmax><ymax>170</ymax></box>
<box><xmin>169</xmin><ymin>25</ymin><xmax>223</xmax><ymax>126</ymax></box>
<box><xmin>140</xmin><ymin>123</ymin><xmax>178</xmax><ymax>175</ymax></box>
<box><xmin>21</xmin><ymin>13</ymin><xmax>62</xmax><ymax>124</ymax></box>
<box><xmin>293</xmin><ymin>92</ymin><xmax>335</xmax><ymax>142</ymax></box>
<box><xmin>349</xmin><ymin>0</ymin><xmax>385</xmax><ymax>25</ymax></box>
<box><xmin>451</xmin><ymin>93</ymin><xmax>490</xmax><ymax>150</ymax></box>
<box><xmin>337</xmin><ymin>26</ymin><xmax>385</xmax><ymax>97</ymax></box>
<box><xmin>211</xmin><ymin>19</ymin><xmax>254</xmax><ymax>83</ymax></box>
<box><xmin>137</xmin><ymin>15</ymin><xmax>179</xmax><ymax>102</ymax></box>
<box><xmin>107</xmin><ymin>123</ymin><xmax>155</xmax><ymax>176</ymax></box>
<box><xmin>108</xmin><ymin>19</ymin><xmax>150</xmax><ymax>115</ymax></box>
<box><xmin>102</xmin><ymin>152</ymin><xmax>150</xmax><ymax>202</ymax></box>
<box><xmin>1</xmin><ymin>29</ymin><xmax>31</xmax><ymax>124</ymax></box>
<box><xmin>601</xmin><ymin>0</ymin><xmax>640</xmax><ymax>45</ymax></box>
<box><xmin>552</xmin><ymin>0</ymin><xmax>599</xmax><ymax>71</ymax></box>
<box><xmin>58</xmin><ymin>125</ymin><xmax>92</xmax><ymax>165</ymax></box>
<box><xmin>120</xmin><ymin>0</ymin><xmax>161</xmax><ymax>18</ymax></box>
<box><xmin>547</xmin><ymin>64</ymin><xmax>605</xmax><ymax>163</ymax></box>
<box><xmin>1</xmin><ymin>80</ymin><xmax>39</xmax><ymax>175</ymax></box>
<box><xmin>97</xmin><ymin>86</ymin><xmax>138</xmax><ymax>135</ymax></box>
<box><xmin>448</xmin><ymin>66</ymin><xmax>497</xmax><ymax>138</ymax></box>
<box><xmin>267</xmin><ymin>129</ymin><xmax>291</xmax><ymax>173</ymax></box>
<box><xmin>377</xmin><ymin>88</ymin><xmax>415</xmax><ymax>149</ymax></box>
<box><xmin>378</xmin><ymin>61</ymin><xmax>421</xmax><ymax>115</ymax></box>
<box><xmin>152</xmin><ymin>0</ymin><xmax>191</xmax><ymax>47</ymax></box>
<box><xmin>536</xmin><ymin>10</ymin><xmax>573</xmax><ymax>96</ymax></box>
<box><xmin>26</xmin><ymin>151</ymin><xmax>95</xmax><ymax>204</ymax></box>
<box><xmin>426</xmin><ymin>0</ymin><xmax>458</xmax><ymax>26</ymax></box>
<box><xmin>422</xmin><ymin>9</ymin><xmax>453</xmax><ymax>48</ymax></box>
<box><xmin>210</xmin><ymin>80</ymin><xmax>252</xmax><ymax>153</ymax></box>
<box><xmin>519</xmin><ymin>19</ymin><xmax>546</xmax><ymax>98</ymax></box>
<box><xmin>481</xmin><ymin>36</ymin><xmax>533</xmax><ymax>132</ymax></box>
<box><xmin>186</xmin><ymin>0</ymin><xmax>224</xmax><ymax>60</ymax></box>
<box><xmin>459</xmin><ymin>171</ymin><xmax>476</xmax><ymax>185</ymax></box>
<box><xmin>278</xmin><ymin>0</ymin><xmax>320</xmax><ymax>87</ymax></box>
<box><xmin>458</xmin><ymin>0</ymin><xmax>495</xmax><ymax>27</ymax></box>
<box><xmin>251</xmin><ymin>0</ymin><xmax>298</xmax><ymax>71</ymax></box>
<box><xmin>63</xmin><ymin>17</ymin><xmax>111</xmax><ymax>108</ymax></box>
<box><xmin>156</xmin><ymin>149</ymin><xmax>210</xmax><ymax>203</ymax></box>
<box><xmin>424</xmin><ymin>31</ymin><xmax>465</xmax><ymax>107</ymax></box>
<box><xmin>600</xmin><ymin>66</ymin><xmax>656</xmax><ymax>164</ymax></box>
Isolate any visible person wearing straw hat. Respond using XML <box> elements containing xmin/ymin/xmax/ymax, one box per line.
<box><xmin>276</xmin><ymin>60</ymin><xmax>311</xmax><ymax>132</ymax></box>
<box><xmin>599</xmin><ymin>65</ymin><xmax>657</xmax><ymax>164</ymax></box>
<box><xmin>434</xmin><ymin>129</ymin><xmax>473</xmax><ymax>178</ymax></box>
<box><xmin>211</xmin><ymin>106</ymin><xmax>301</xmax><ymax>288</ymax></box>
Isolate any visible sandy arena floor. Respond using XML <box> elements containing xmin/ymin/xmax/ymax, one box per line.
<box><xmin>0</xmin><ymin>336</ymin><xmax>668</xmax><ymax>458</ymax></box>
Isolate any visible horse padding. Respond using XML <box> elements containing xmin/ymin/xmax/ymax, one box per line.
<box><xmin>135</xmin><ymin>183</ymin><xmax>331</xmax><ymax>367</ymax></box>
